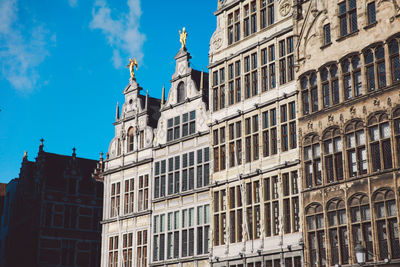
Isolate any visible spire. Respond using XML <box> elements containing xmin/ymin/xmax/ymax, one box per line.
<box><xmin>115</xmin><ymin>102</ymin><xmax>120</xmax><ymax>121</ymax></box>
<box><xmin>23</xmin><ymin>151</ymin><xmax>28</xmax><ymax>161</ymax></box>
<box><xmin>145</xmin><ymin>90</ymin><xmax>149</xmax><ymax>110</ymax></box>
<box><xmin>200</xmin><ymin>69</ymin><xmax>204</xmax><ymax>92</ymax></box>
<box><xmin>161</xmin><ymin>84</ymin><xmax>165</xmax><ymax>105</ymax></box>
<box><xmin>99</xmin><ymin>152</ymin><xmax>104</xmax><ymax>163</ymax></box>
<box><xmin>39</xmin><ymin>138</ymin><xmax>44</xmax><ymax>153</ymax></box>
<box><xmin>72</xmin><ymin>147</ymin><xmax>76</xmax><ymax>158</ymax></box>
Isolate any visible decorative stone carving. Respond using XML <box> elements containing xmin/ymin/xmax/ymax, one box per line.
<box><xmin>363</xmin><ymin>106</ymin><xmax>367</xmax><ymax>114</ymax></box>
<box><xmin>350</xmin><ymin>106</ymin><xmax>356</xmax><ymax>115</ymax></box>
<box><xmin>340</xmin><ymin>114</ymin><xmax>344</xmax><ymax>122</ymax></box>
<box><xmin>279</xmin><ymin>0</ymin><xmax>292</xmax><ymax>17</ymax></box>
<box><xmin>387</xmin><ymin>97</ymin><xmax>392</xmax><ymax>107</ymax></box>
<box><xmin>374</xmin><ymin>98</ymin><xmax>380</xmax><ymax>106</ymax></box>
<box><xmin>307</xmin><ymin>121</ymin><xmax>313</xmax><ymax>129</ymax></box>
<box><xmin>328</xmin><ymin>114</ymin><xmax>334</xmax><ymax>122</ymax></box>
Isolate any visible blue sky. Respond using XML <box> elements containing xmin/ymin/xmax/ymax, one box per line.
<box><xmin>0</xmin><ymin>0</ymin><xmax>216</xmax><ymax>183</ymax></box>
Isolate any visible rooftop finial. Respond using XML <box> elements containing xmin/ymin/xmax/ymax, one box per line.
<box><xmin>161</xmin><ymin>84</ymin><xmax>165</xmax><ymax>105</ymax></box>
<box><xmin>23</xmin><ymin>151</ymin><xmax>28</xmax><ymax>160</ymax></box>
<box><xmin>100</xmin><ymin>152</ymin><xmax>104</xmax><ymax>162</ymax></box>
<box><xmin>179</xmin><ymin>27</ymin><xmax>188</xmax><ymax>50</ymax></box>
<box><xmin>145</xmin><ymin>90</ymin><xmax>149</xmax><ymax>110</ymax></box>
<box><xmin>39</xmin><ymin>138</ymin><xmax>44</xmax><ymax>152</ymax></box>
<box><xmin>127</xmin><ymin>58</ymin><xmax>138</xmax><ymax>80</ymax></box>
<box><xmin>200</xmin><ymin>69</ymin><xmax>204</xmax><ymax>92</ymax></box>
<box><xmin>72</xmin><ymin>147</ymin><xmax>76</xmax><ymax>158</ymax></box>
<box><xmin>115</xmin><ymin>101</ymin><xmax>120</xmax><ymax>121</ymax></box>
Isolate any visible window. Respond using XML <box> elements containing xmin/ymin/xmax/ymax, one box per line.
<box><xmin>139</xmin><ymin>130</ymin><xmax>144</xmax><ymax>149</ymax></box>
<box><xmin>394</xmin><ymin>108</ymin><xmax>400</xmax><ymax>166</ymax></box>
<box><xmin>167</xmin><ymin>211</ymin><xmax>179</xmax><ymax>259</ymax></box>
<box><xmin>261</xmin><ymin>0</ymin><xmax>274</xmax><ymax>28</ymax></box>
<box><xmin>349</xmin><ymin>194</ymin><xmax>373</xmax><ymax>262</ymax></box>
<box><xmin>153</xmin><ymin>214</ymin><xmax>165</xmax><ymax>261</ymax></box>
<box><xmin>110</xmin><ymin>182</ymin><xmax>120</xmax><ymax>217</ymax></box>
<box><xmin>281</xmin><ymin>102</ymin><xmax>297</xmax><ymax>151</ymax></box>
<box><xmin>124</xmin><ymin>178</ymin><xmax>134</xmax><ymax>214</ymax></box>
<box><xmin>122</xmin><ymin>233</ymin><xmax>133</xmax><ymax>267</ymax></box>
<box><xmin>341</xmin><ymin>55</ymin><xmax>361</xmax><ymax>100</ymax></box>
<box><xmin>269</xmin><ymin>45</ymin><xmax>276</xmax><ymax>89</ymax></box>
<box><xmin>235</xmin><ymin>60</ymin><xmax>242</xmax><ymax>102</ymax></box>
<box><xmin>213</xmin><ymin>69</ymin><xmax>226</xmax><ymax>111</ymax></box>
<box><xmin>61</xmin><ymin>240</ymin><xmax>76</xmax><ymax>266</ymax></box>
<box><xmin>278</xmin><ymin>37</ymin><xmax>294</xmax><ymax>85</ymax></box>
<box><xmin>177</xmin><ymin>82</ymin><xmax>185</xmax><ymax>103</ymax></box>
<box><xmin>229</xmin><ymin>121</ymin><xmax>242</xmax><ymax>167</ymax></box>
<box><xmin>320</xmin><ymin>64</ymin><xmax>339</xmax><ymax>107</ymax></box>
<box><xmin>138</xmin><ymin>175</ymin><xmax>148</xmax><ymax>211</ymax></box>
<box><xmin>167</xmin><ymin>111</ymin><xmax>196</xmax><ymax>141</ymax></box>
<box><xmin>245</xmin><ymin>115</ymin><xmax>259</xmax><ymax>162</ymax></box>
<box><xmin>304</xmin><ymin>135</ymin><xmax>322</xmax><ymax>188</ymax></box>
<box><xmin>283</xmin><ymin>171</ymin><xmax>300</xmax><ymax>234</ymax></box>
<box><xmin>367</xmin><ymin>2</ymin><xmax>376</xmax><ymax>25</ymax></box>
<box><xmin>128</xmin><ymin>127</ymin><xmax>134</xmax><ymax>152</ymax></box>
<box><xmin>229</xmin><ymin>186</ymin><xmax>243</xmax><ymax>243</ymax></box>
<box><xmin>368</xmin><ymin>113</ymin><xmax>392</xmax><ymax>171</ymax></box>
<box><xmin>137</xmin><ymin>230</ymin><xmax>147</xmax><ymax>267</ymax></box>
<box><xmin>234</xmin><ymin>10</ymin><xmax>240</xmax><ymax>42</ymax></box>
<box><xmin>182</xmin><ymin>208</ymin><xmax>195</xmax><ymax>257</ymax></box>
<box><xmin>154</xmin><ymin>160</ymin><xmax>166</xmax><ymax>199</ymax></box>
<box><xmin>262</xmin><ymin>108</ymin><xmax>277</xmax><ymax>157</ymax></box>
<box><xmin>196</xmin><ymin>147</ymin><xmax>210</xmax><ymax>187</ymax></box>
<box><xmin>373</xmin><ymin>189</ymin><xmax>400</xmax><ymax>260</ymax></box>
<box><xmin>323</xmin><ymin>128</ymin><xmax>343</xmax><ymax>183</ymax></box>
<box><xmin>345</xmin><ymin>120</ymin><xmax>367</xmax><ymax>177</ymax></box>
<box><xmin>108</xmin><ymin>236</ymin><xmax>118</xmax><ymax>267</ymax></box>
<box><xmin>213</xmin><ymin>127</ymin><xmax>226</xmax><ymax>172</ymax></box>
<box><xmin>389</xmin><ymin>39</ymin><xmax>400</xmax><ymax>82</ymax></box>
<box><xmin>228</xmin><ymin>13</ymin><xmax>234</xmax><ymax>45</ymax></box>
<box><xmin>250</xmin><ymin>1</ymin><xmax>257</xmax><ymax>34</ymax></box>
<box><xmin>214</xmin><ymin>189</ymin><xmax>227</xmax><ymax>245</ymax></box>
<box><xmin>323</xmin><ymin>24</ymin><xmax>331</xmax><ymax>45</ymax></box>
<box><xmin>327</xmin><ymin>199</ymin><xmax>349</xmax><ymax>265</ymax></box>
<box><xmin>182</xmin><ymin>151</ymin><xmax>195</xmax><ymax>191</ymax></box>
<box><xmin>364</xmin><ymin>45</ymin><xmax>386</xmax><ymax>91</ymax></box>
<box><xmin>64</xmin><ymin>205</ymin><xmax>77</xmax><ymax>229</ymax></box>
<box><xmin>168</xmin><ymin>157</ymin><xmax>180</xmax><ymax>195</ymax></box>
<box><xmin>197</xmin><ymin>205</ymin><xmax>210</xmax><ymax>255</ymax></box>
<box><xmin>264</xmin><ymin>176</ymin><xmax>279</xmax><ymax>236</ymax></box>
<box><xmin>245</xmin><ymin>181</ymin><xmax>261</xmax><ymax>239</ymax></box>
<box><xmin>244</xmin><ymin>5</ymin><xmax>250</xmax><ymax>37</ymax></box>
<box><xmin>339</xmin><ymin>0</ymin><xmax>358</xmax><ymax>37</ymax></box>
<box><xmin>306</xmin><ymin>203</ymin><xmax>326</xmax><ymax>267</ymax></box>
<box><xmin>301</xmin><ymin>72</ymin><xmax>318</xmax><ymax>115</ymax></box>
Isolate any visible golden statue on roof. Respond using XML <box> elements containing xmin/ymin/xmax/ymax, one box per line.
<box><xmin>127</xmin><ymin>58</ymin><xmax>138</xmax><ymax>79</ymax></box>
<box><xmin>179</xmin><ymin>27</ymin><xmax>187</xmax><ymax>49</ymax></box>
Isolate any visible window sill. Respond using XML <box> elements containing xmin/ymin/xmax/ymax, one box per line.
<box><xmin>320</xmin><ymin>42</ymin><xmax>332</xmax><ymax>50</ymax></box>
<box><xmin>364</xmin><ymin>21</ymin><xmax>377</xmax><ymax>30</ymax></box>
<box><xmin>336</xmin><ymin>30</ymin><xmax>359</xmax><ymax>42</ymax></box>
<box><xmin>152</xmin><ymin>186</ymin><xmax>211</xmax><ymax>203</ymax></box>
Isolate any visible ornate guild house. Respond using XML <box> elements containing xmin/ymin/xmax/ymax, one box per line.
<box><xmin>99</xmin><ymin>0</ymin><xmax>400</xmax><ymax>267</ymax></box>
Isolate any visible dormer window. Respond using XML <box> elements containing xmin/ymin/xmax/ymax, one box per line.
<box><xmin>177</xmin><ymin>82</ymin><xmax>185</xmax><ymax>103</ymax></box>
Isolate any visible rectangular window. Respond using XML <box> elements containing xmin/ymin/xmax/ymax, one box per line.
<box><xmin>137</xmin><ymin>230</ymin><xmax>147</xmax><ymax>267</ymax></box>
<box><xmin>324</xmin><ymin>24</ymin><xmax>331</xmax><ymax>45</ymax></box>
<box><xmin>122</xmin><ymin>233</ymin><xmax>133</xmax><ymax>267</ymax></box>
<box><xmin>339</xmin><ymin>0</ymin><xmax>358</xmax><ymax>37</ymax></box>
<box><xmin>367</xmin><ymin>2</ymin><xmax>376</xmax><ymax>25</ymax></box>
<box><xmin>110</xmin><ymin>183</ymin><xmax>120</xmax><ymax>217</ymax></box>
<box><xmin>124</xmin><ymin>178</ymin><xmax>134</xmax><ymax>214</ymax></box>
<box><xmin>109</xmin><ymin>236</ymin><xmax>118</xmax><ymax>267</ymax></box>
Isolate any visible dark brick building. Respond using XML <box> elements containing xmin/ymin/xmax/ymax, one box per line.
<box><xmin>4</xmin><ymin>141</ymin><xmax>103</xmax><ymax>267</ymax></box>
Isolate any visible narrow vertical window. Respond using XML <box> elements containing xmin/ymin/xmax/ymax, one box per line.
<box><xmin>323</xmin><ymin>24</ymin><xmax>331</xmax><ymax>45</ymax></box>
<box><xmin>367</xmin><ymin>2</ymin><xmax>376</xmax><ymax>25</ymax></box>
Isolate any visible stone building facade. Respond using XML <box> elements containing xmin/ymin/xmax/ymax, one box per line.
<box><xmin>3</xmin><ymin>143</ymin><xmax>103</xmax><ymax>267</ymax></box>
<box><xmin>100</xmin><ymin>76</ymin><xmax>161</xmax><ymax>267</ymax></box>
<box><xmin>208</xmin><ymin>0</ymin><xmax>302</xmax><ymax>267</ymax></box>
<box><xmin>294</xmin><ymin>0</ymin><xmax>400</xmax><ymax>266</ymax></box>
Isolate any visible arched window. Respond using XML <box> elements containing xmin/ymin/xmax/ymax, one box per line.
<box><xmin>345</xmin><ymin>120</ymin><xmax>367</xmax><ymax>177</ymax></box>
<box><xmin>349</xmin><ymin>194</ymin><xmax>373</xmax><ymax>262</ymax></box>
<box><xmin>320</xmin><ymin>64</ymin><xmax>339</xmax><ymax>108</ymax></box>
<box><xmin>373</xmin><ymin>188</ymin><xmax>400</xmax><ymax>260</ymax></box>
<box><xmin>177</xmin><ymin>82</ymin><xmax>185</xmax><ymax>103</ymax></box>
<box><xmin>368</xmin><ymin>113</ymin><xmax>392</xmax><ymax>171</ymax></box>
<box><xmin>327</xmin><ymin>199</ymin><xmax>349</xmax><ymax>265</ymax></box>
<box><xmin>127</xmin><ymin>127</ymin><xmax>134</xmax><ymax>152</ymax></box>
<box><xmin>394</xmin><ymin>108</ymin><xmax>400</xmax><ymax>166</ymax></box>
<box><xmin>341</xmin><ymin>55</ymin><xmax>361</xmax><ymax>100</ymax></box>
<box><xmin>300</xmin><ymin>72</ymin><xmax>318</xmax><ymax>115</ymax></box>
<box><xmin>304</xmin><ymin>135</ymin><xmax>321</xmax><ymax>187</ymax></box>
<box><xmin>323</xmin><ymin>127</ymin><xmax>343</xmax><ymax>183</ymax></box>
<box><xmin>389</xmin><ymin>38</ymin><xmax>400</xmax><ymax>83</ymax></box>
<box><xmin>306</xmin><ymin>203</ymin><xmax>326</xmax><ymax>267</ymax></box>
<box><xmin>364</xmin><ymin>45</ymin><xmax>386</xmax><ymax>91</ymax></box>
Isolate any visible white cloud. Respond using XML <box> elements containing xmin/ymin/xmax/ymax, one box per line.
<box><xmin>0</xmin><ymin>0</ymin><xmax>52</xmax><ymax>92</ymax></box>
<box><xmin>89</xmin><ymin>0</ymin><xmax>145</xmax><ymax>68</ymax></box>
